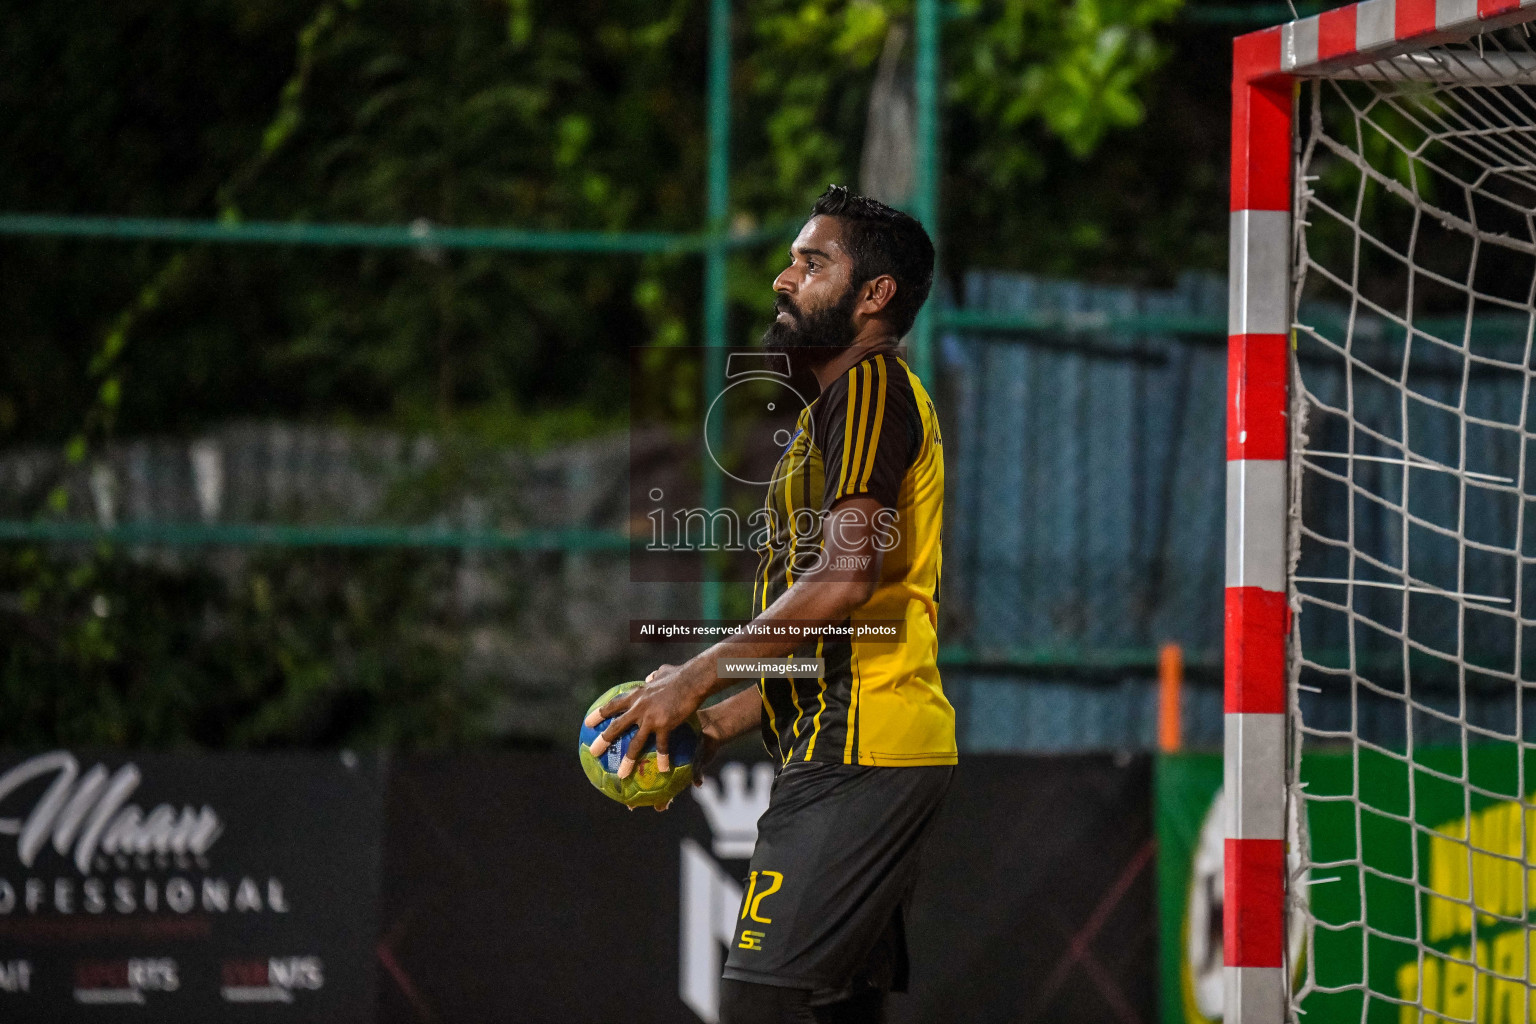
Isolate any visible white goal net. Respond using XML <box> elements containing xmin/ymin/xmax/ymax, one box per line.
<box><xmin>1290</xmin><ymin>23</ymin><xmax>1536</xmax><ymax>1024</ymax></box>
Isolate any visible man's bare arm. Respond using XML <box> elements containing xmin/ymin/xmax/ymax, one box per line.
<box><xmin>698</xmin><ymin>685</ymin><xmax>764</xmax><ymax>746</ymax></box>
<box><xmin>587</xmin><ymin>497</ymin><xmax>885</xmax><ymax>776</ymax></box>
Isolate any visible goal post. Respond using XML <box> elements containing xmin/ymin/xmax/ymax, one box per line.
<box><xmin>1229</xmin><ymin>4</ymin><xmax>1536</xmax><ymax>1023</ymax></box>
<box><xmin>1228</xmin><ymin>20</ymin><xmax>1294</xmax><ymax>1022</ymax></box>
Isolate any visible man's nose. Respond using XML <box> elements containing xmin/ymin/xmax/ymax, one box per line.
<box><xmin>772</xmin><ymin>267</ymin><xmax>795</xmax><ymax>294</ymax></box>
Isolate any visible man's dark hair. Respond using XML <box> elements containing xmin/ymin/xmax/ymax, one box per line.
<box><xmin>810</xmin><ymin>184</ymin><xmax>935</xmax><ymax>338</ymax></box>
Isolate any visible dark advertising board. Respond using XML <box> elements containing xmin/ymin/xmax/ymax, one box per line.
<box><xmin>0</xmin><ymin>750</ymin><xmax>384</xmax><ymax>1023</ymax></box>
<box><xmin>0</xmin><ymin>747</ymin><xmax>1153</xmax><ymax>1021</ymax></box>
<box><xmin>893</xmin><ymin>753</ymin><xmax>1158</xmax><ymax>1023</ymax></box>
<box><xmin>377</xmin><ymin>751</ymin><xmax>1156</xmax><ymax>1024</ymax></box>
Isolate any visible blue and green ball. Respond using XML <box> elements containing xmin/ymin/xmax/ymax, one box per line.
<box><xmin>578</xmin><ymin>681</ymin><xmax>702</xmax><ymax>808</ymax></box>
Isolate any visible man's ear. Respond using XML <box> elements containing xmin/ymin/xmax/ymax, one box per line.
<box><xmin>859</xmin><ymin>274</ymin><xmax>899</xmax><ymax>319</ymax></box>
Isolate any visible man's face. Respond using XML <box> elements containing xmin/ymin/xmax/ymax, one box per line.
<box><xmin>761</xmin><ymin>215</ymin><xmax>859</xmax><ymax>358</ymax></box>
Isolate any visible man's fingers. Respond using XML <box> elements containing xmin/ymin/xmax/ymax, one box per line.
<box><xmin>653</xmin><ymin>799</ymin><xmax>673</xmax><ymax>813</ymax></box>
<box><xmin>690</xmin><ymin>737</ymin><xmax>718</xmax><ymax>787</ymax></box>
<box><xmin>590</xmin><ymin>707</ymin><xmax>639</xmax><ymax>758</ymax></box>
<box><xmin>655</xmin><ymin>731</ymin><xmax>671</xmax><ymax>774</ymax></box>
<box><xmin>584</xmin><ymin>690</ymin><xmax>637</xmax><ymax>729</ymax></box>
<box><xmin>618</xmin><ymin>721</ymin><xmax>654</xmax><ymax>779</ymax></box>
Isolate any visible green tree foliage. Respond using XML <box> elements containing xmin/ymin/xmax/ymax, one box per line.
<box><xmin>3</xmin><ymin>0</ymin><xmax>1194</xmax><ymax>444</ymax></box>
<box><xmin>2</xmin><ymin>546</ymin><xmax>491</xmax><ymax>748</ymax></box>
<box><xmin>0</xmin><ymin>0</ymin><xmax>1214</xmax><ymax>748</ymax></box>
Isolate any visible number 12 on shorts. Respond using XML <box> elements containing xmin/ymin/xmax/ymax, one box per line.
<box><xmin>736</xmin><ymin>870</ymin><xmax>783</xmax><ymax>950</ymax></box>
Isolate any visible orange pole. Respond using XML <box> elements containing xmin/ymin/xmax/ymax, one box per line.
<box><xmin>1158</xmin><ymin>642</ymin><xmax>1184</xmax><ymax>753</ymax></box>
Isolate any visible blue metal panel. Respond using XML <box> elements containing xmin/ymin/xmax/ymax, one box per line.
<box><xmin>943</xmin><ymin>270</ymin><xmax>1229</xmax><ymax>666</ymax></box>
<box><xmin>940</xmin><ymin>270</ymin><xmax>1228</xmax><ymax>751</ymax></box>
<box><xmin>936</xmin><ymin>271</ymin><xmax>1528</xmax><ymax>752</ymax></box>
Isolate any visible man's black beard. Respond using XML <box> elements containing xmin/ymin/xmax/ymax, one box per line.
<box><xmin>761</xmin><ymin>286</ymin><xmax>859</xmax><ymax>365</ymax></box>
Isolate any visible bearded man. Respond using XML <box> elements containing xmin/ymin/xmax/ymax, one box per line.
<box><xmin>588</xmin><ymin>185</ymin><xmax>954</xmax><ymax>1024</ymax></box>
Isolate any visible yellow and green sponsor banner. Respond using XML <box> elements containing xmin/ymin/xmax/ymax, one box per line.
<box><xmin>1158</xmin><ymin>746</ymin><xmax>1536</xmax><ymax>1024</ymax></box>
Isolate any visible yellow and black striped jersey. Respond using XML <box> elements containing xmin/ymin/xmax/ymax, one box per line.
<box><xmin>750</xmin><ymin>346</ymin><xmax>955</xmax><ymax>767</ymax></box>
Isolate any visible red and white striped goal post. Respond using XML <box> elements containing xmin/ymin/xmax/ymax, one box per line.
<box><xmin>1227</xmin><ymin>3</ymin><xmax>1536</xmax><ymax>1022</ymax></box>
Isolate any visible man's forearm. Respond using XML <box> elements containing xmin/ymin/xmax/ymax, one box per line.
<box><xmin>691</xmin><ymin>576</ymin><xmax>867</xmax><ymax>699</ymax></box>
<box><xmin>700</xmin><ymin>685</ymin><xmax>764</xmax><ymax>744</ymax></box>
<box><xmin>669</xmin><ymin>577</ymin><xmax>872</xmax><ymax>706</ymax></box>
<box><xmin>663</xmin><ymin>500</ymin><xmax>885</xmax><ymax>708</ymax></box>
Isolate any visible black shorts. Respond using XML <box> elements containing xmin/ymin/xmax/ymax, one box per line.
<box><xmin>721</xmin><ymin>760</ymin><xmax>953</xmax><ymax>1001</ymax></box>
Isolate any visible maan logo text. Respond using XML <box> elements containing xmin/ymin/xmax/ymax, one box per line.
<box><xmin>0</xmin><ymin>751</ymin><xmax>222</xmax><ymax>874</ymax></box>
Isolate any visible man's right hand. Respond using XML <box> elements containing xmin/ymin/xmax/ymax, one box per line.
<box><xmin>651</xmin><ymin>685</ymin><xmax>763</xmax><ymax>811</ymax></box>
<box><xmin>692</xmin><ymin>709</ymin><xmax>728</xmax><ymax>789</ymax></box>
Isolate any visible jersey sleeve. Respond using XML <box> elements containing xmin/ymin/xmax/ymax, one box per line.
<box><xmin>813</xmin><ymin>353</ymin><xmax>921</xmax><ymax>511</ymax></box>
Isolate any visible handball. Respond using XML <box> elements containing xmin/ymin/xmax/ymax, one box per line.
<box><xmin>578</xmin><ymin>681</ymin><xmax>702</xmax><ymax>808</ymax></box>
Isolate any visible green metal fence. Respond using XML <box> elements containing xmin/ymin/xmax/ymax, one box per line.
<box><xmin>0</xmin><ymin>0</ymin><xmax>953</xmax><ymax>628</ymax></box>
<box><xmin>0</xmin><ymin>0</ymin><xmax>1258</xmax><ymax>605</ymax></box>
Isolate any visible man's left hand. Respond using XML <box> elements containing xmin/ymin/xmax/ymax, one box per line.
<box><xmin>584</xmin><ymin>662</ymin><xmax>707</xmax><ymax>780</ymax></box>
